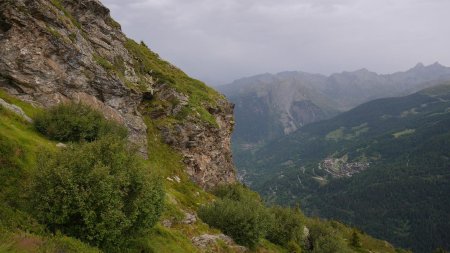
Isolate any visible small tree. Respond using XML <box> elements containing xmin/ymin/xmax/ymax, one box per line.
<box><xmin>350</xmin><ymin>229</ymin><xmax>362</xmax><ymax>248</ymax></box>
<box><xmin>31</xmin><ymin>136</ymin><xmax>164</xmax><ymax>249</ymax></box>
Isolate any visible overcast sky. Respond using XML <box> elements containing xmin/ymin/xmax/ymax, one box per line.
<box><xmin>102</xmin><ymin>0</ymin><xmax>450</xmax><ymax>86</ymax></box>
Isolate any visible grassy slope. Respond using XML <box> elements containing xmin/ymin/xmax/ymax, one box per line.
<box><xmin>0</xmin><ymin>91</ymin><xmax>100</xmax><ymax>253</ymax></box>
<box><xmin>0</xmin><ymin>87</ymin><xmax>282</xmax><ymax>253</ymax></box>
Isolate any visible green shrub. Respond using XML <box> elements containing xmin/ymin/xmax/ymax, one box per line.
<box><xmin>31</xmin><ymin>136</ymin><xmax>164</xmax><ymax>250</ymax></box>
<box><xmin>266</xmin><ymin>206</ymin><xmax>305</xmax><ymax>248</ymax></box>
<box><xmin>307</xmin><ymin>220</ymin><xmax>351</xmax><ymax>253</ymax></box>
<box><xmin>199</xmin><ymin>184</ymin><xmax>271</xmax><ymax>248</ymax></box>
<box><xmin>198</xmin><ymin>198</ymin><xmax>271</xmax><ymax>248</ymax></box>
<box><xmin>34</xmin><ymin>103</ymin><xmax>127</xmax><ymax>142</ymax></box>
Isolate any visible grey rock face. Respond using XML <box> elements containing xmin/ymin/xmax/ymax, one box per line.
<box><xmin>0</xmin><ymin>0</ymin><xmax>148</xmax><ymax>156</ymax></box>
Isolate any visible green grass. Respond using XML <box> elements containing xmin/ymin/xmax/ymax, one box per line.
<box><xmin>125</xmin><ymin>39</ymin><xmax>222</xmax><ymax>126</ymax></box>
<box><xmin>0</xmin><ymin>106</ymin><xmax>55</xmax><ymax>171</ymax></box>
<box><xmin>93</xmin><ymin>55</ymin><xmax>114</xmax><ymax>71</ymax></box>
<box><xmin>134</xmin><ymin>225</ymin><xmax>199</xmax><ymax>253</ymax></box>
<box><xmin>0</xmin><ymin>90</ymin><xmax>41</xmax><ymax>118</ymax></box>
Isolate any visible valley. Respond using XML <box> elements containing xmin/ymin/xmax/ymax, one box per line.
<box><xmin>233</xmin><ymin>83</ymin><xmax>450</xmax><ymax>253</ymax></box>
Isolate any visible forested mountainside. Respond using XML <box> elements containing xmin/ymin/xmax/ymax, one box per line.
<box><xmin>237</xmin><ymin>84</ymin><xmax>450</xmax><ymax>253</ymax></box>
<box><xmin>219</xmin><ymin>63</ymin><xmax>450</xmax><ymax>152</ymax></box>
<box><xmin>0</xmin><ymin>0</ymin><xmax>407</xmax><ymax>252</ymax></box>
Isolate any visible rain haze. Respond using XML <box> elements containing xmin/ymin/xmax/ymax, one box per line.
<box><xmin>102</xmin><ymin>0</ymin><xmax>450</xmax><ymax>86</ymax></box>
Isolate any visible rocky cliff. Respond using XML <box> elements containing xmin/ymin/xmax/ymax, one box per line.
<box><xmin>0</xmin><ymin>0</ymin><xmax>235</xmax><ymax>188</ymax></box>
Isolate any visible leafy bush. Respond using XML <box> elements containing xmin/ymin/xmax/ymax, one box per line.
<box><xmin>266</xmin><ymin>206</ymin><xmax>305</xmax><ymax>249</ymax></box>
<box><xmin>199</xmin><ymin>184</ymin><xmax>271</xmax><ymax>248</ymax></box>
<box><xmin>34</xmin><ymin>103</ymin><xmax>127</xmax><ymax>142</ymax></box>
<box><xmin>307</xmin><ymin>220</ymin><xmax>351</xmax><ymax>253</ymax></box>
<box><xmin>198</xmin><ymin>198</ymin><xmax>271</xmax><ymax>248</ymax></box>
<box><xmin>31</xmin><ymin>136</ymin><xmax>164</xmax><ymax>249</ymax></box>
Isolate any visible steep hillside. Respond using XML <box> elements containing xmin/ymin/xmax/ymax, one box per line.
<box><xmin>219</xmin><ymin>63</ymin><xmax>450</xmax><ymax>153</ymax></box>
<box><xmin>0</xmin><ymin>0</ymin><xmax>235</xmax><ymax>188</ymax></box>
<box><xmin>240</xmin><ymin>84</ymin><xmax>450</xmax><ymax>252</ymax></box>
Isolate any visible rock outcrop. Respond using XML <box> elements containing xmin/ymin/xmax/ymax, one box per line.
<box><xmin>0</xmin><ymin>0</ymin><xmax>236</xmax><ymax>187</ymax></box>
<box><xmin>148</xmin><ymin>84</ymin><xmax>236</xmax><ymax>188</ymax></box>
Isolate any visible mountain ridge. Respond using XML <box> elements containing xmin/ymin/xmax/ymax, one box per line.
<box><xmin>219</xmin><ymin>62</ymin><xmax>450</xmax><ymax>165</ymax></box>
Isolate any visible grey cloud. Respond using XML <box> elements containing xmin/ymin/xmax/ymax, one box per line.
<box><xmin>102</xmin><ymin>0</ymin><xmax>450</xmax><ymax>85</ymax></box>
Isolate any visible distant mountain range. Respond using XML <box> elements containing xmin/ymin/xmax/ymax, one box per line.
<box><xmin>219</xmin><ymin>62</ymin><xmax>450</xmax><ymax>150</ymax></box>
<box><xmin>234</xmin><ymin>83</ymin><xmax>450</xmax><ymax>253</ymax></box>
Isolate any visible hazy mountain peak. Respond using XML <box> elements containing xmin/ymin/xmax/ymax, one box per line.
<box><xmin>414</xmin><ymin>62</ymin><xmax>425</xmax><ymax>69</ymax></box>
<box><xmin>432</xmin><ymin>61</ymin><xmax>443</xmax><ymax>66</ymax></box>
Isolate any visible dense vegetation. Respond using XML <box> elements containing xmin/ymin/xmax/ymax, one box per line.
<box><xmin>34</xmin><ymin>103</ymin><xmax>127</xmax><ymax>142</ymax></box>
<box><xmin>266</xmin><ymin>206</ymin><xmax>305</xmax><ymax>249</ymax></box>
<box><xmin>199</xmin><ymin>184</ymin><xmax>405</xmax><ymax>253</ymax></box>
<box><xmin>237</xmin><ymin>84</ymin><xmax>450</xmax><ymax>252</ymax></box>
<box><xmin>32</xmin><ymin>136</ymin><xmax>164</xmax><ymax>249</ymax></box>
<box><xmin>199</xmin><ymin>185</ymin><xmax>272</xmax><ymax>248</ymax></box>
<box><xmin>0</xmin><ymin>102</ymin><xmax>164</xmax><ymax>251</ymax></box>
